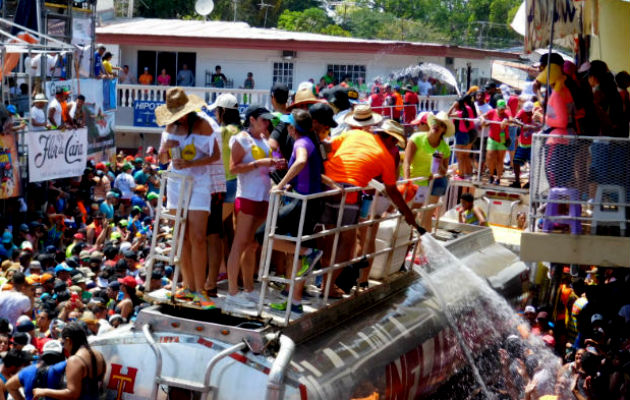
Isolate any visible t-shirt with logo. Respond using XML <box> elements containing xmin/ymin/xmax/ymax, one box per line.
<box><xmin>229</xmin><ymin>132</ymin><xmax>271</xmax><ymax>202</ymax></box>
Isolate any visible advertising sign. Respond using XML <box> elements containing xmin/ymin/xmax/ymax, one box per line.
<box><xmin>0</xmin><ymin>133</ymin><xmax>21</xmax><ymax>199</ymax></box>
<box><xmin>28</xmin><ymin>128</ymin><xmax>88</xmax><ymax>182</ymax></box>
<box><xmin>133</xmin><ymin>100</ymin><xmax>161</xmax><ymax>127</ymax></box>
<box><xmin>46</xmin><ymin>79</ymin><xmax>116</xmax><ymax>157</ymax></box>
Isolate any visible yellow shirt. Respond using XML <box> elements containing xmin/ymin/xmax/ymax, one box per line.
<box><xmin>102</xmin><ymin>60</ymin><xmax>113</xmax><ymax>75</ymax></box>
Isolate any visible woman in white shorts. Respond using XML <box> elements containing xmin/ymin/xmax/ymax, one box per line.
<box><xmin>157</xmin><ymin>88</ymin><xmax>220</xmax><ymax>306</ymax></box>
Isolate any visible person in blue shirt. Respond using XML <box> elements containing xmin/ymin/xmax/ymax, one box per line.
<box><xmin>0</xmin><ymin>231</ymin><xmax>18</xmax><ymax>261</ymax></box>
<box><xmin>93</xmin><ymin>44</ymin><xmax>105</xmax><ymax>78</ymax></box>
<box><xmin>6</xmin><ymin>340</ymin><xmax>66</xmax><ymax>400</ymax></box>
<box><xmin>99</xmin><ymin>192</ymin><xmax>118</xmax><ymax>220</ymax></box>
<box><xmin>132</xmin><ymin>163</ymin><xmax>149</xmax><ymax>184</ymax></box>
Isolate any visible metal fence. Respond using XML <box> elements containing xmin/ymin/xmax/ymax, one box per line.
<box><xmin>529</xmin><ymin>133</ymin><xmax>630</xmax><ymax>236</ymax></box>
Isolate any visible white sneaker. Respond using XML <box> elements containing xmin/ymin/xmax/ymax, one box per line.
<box><xmin>225</xmin><ymin>292</ymin><xmax>256</xmax><ymax>309</ymax></box>
<box><xmin>245</xmin><ymin>289</ymin><xmax>261</xmax><ymax>304</ymax></box>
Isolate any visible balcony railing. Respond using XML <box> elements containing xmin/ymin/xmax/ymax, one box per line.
<box><xmin>117</xmin><ymin>84</ymin><xmax>271</xmax><ymax>108</ymax></box>
<box><xmin>528</xmin><ymin>133</ymin><xmax>630</xmax><ymax>236</ymax></box>
<box><xmin>113</xmin><ymin>83</ymin><xmax>457</xmax><ymax>132</ymax></box>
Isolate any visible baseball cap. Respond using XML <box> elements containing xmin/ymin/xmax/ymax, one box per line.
<box><xmin>42</xmin><ymin>340</ymin><xmax>63</xmax><ymax>357</ymax></box>
<box><xmin>54</xmin><ymin>264</ymin><xmax>72</xmax><ymax>274</ymax></box>
<box><xmin>524</xmin><ymin>305</ymin><xmax>536</xmax><ymax>314</ymax></box>
<box><xmin>118</xmin><ymin>275</ymin><xmax>137</xmax><ymax>288</ymax></box>
<box><xmin>146</xmin><ymin>192</ymin><xmax>159</xmax><ymax>201</ymax></box>
<box><xmin>591</xmin><ymin>313</ymin><xmax>604</xmax><ymax>324</ymax></box>
<box><xmin>207</xmin><ymin>93</ymin><xmax>238</xmax><ymax>111</ymax></box>
<box><xmin>243</xmin><ymin>105</ymin><xmax>274</xmax><ymax>127</ymax></box>
<box><xmin>496</xmin><ymin>99</ymin><xmax>507</xmax><ymax>109</ymax></box>
<box><xmin>522</xmin><ymin>101</ymin><xmax>534</xmax><ymax>113</ymax></box>
<box><xmin>16</xmin><ymin>319</ymin><xmax>35</xmax><ymax>332</ymax></box>
<box><xmin>108</xmin><ymin>280</ymin><xmax>120</xmax><ymax>291</ymax></box>
<box><xmin>309</xmin><ymin>102</ymin><xmax>338</xmax><ymax>128</ymax></box>
<box><xmin>53</xmin><ymin>280</ymin><xmax>67</xmax><ymax>292</ymax></box>
<box><xmin>2</xmin><ymin>231</ymin><xmax>12</xmax><ymax>244</ymax></box>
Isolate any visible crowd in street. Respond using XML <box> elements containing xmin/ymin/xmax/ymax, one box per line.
<box><xmin>0</xmin><ymin>52</ymin><xmax>629</xmax><ymax>399</ymax></box>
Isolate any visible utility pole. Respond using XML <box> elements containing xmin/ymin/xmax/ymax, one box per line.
<box><xmin>232</xmin><ymin>0</ymin><xmax>237</xmax><ymax>21</ymax></box>
<box><xmin>258</xmin><ymin>0</ymin><xmax>272</xmax><ymax>27</ymax></box>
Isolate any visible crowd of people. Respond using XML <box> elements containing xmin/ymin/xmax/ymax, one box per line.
<box><xmin>0</xmin><ymin>52</ymin><xmax>629</xmax><ymax>399</ymax></box>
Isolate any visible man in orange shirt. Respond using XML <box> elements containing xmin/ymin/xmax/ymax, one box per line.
<box><xmin>320</xmin><ymin>104</ymin><xmax>423</xmax><ymax>297</ymax></box>
<box><xmin>138</xmin><ymin>67</ymin><xmax>153</xmax><ymax>85</ymax></box>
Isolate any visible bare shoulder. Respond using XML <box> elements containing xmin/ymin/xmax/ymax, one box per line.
<box><xmin>195</xmin><ymin>117</ymin><xmax>213</xmax><ymax>135</ymax></box>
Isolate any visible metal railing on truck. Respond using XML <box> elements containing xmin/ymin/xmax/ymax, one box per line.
<box><xmin>256</xmin><ymin>176</ymin><xmax>438</xmax><ymax>325</ymax></box>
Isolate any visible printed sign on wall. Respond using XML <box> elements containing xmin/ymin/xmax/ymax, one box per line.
<box><xmin>28</xmin><ymin>128</ymin><xmax>88</xmax><ymax>182</ymax></box>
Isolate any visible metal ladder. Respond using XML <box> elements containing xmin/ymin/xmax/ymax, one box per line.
<box><xmin>144</xmin><ymin>171</ymin><xmax>193</xmax><ymax>302</ymax></box>
<box><xmin>142</xmin><ymin>323</ymin><xmax>246</xmax><ymax>400</ymax></box>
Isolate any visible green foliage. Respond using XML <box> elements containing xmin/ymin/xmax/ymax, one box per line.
<box><xmin>134</xmin><ymin>0</ymin><xmax>523</xmax><ymax>49</ymax></box>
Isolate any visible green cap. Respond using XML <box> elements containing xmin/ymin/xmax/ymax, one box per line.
<box><xmin>146</xmin><ymin>192</ymin><xmax>159</xmax><ymax>200</ymax></box>
<box><xmin>496</xmin><ymin>99</ymin><xmax>507</xmax><ymax>109</ymax></box>
<box><xmin>122</xmin><ymin>162</ymin><xmax>133</xmax><ymax>171</ymax></box>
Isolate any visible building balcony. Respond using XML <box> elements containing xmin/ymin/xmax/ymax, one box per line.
<box><xmin>520</xmin><ymin>134</ymin><xmax>630</xmax><ymax>267</ymax></box>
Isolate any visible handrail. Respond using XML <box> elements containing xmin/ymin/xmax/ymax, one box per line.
<box><xmin>201</xmin><ymin>341</ymin><xmax>248</xmax><ymax>400</ymax></box>
<box><xmin>265</xmin><ymin>335</ymin><xmax>295</xmax><ymax>400</ymax></box>
<box><xmin>142</xmin><ymin>324</ymin><xmax>162</xmax><ymax>400</ymax></box>
<box><xmin>257</xmin><ymin>175</ymin><xmax>432</xmax><ymax>323</ymax></box>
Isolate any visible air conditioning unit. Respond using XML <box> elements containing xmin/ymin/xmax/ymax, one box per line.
<box><xmin>282</xmin><ymin>50</ymin><xmax>297</xmax><ymax>60</ymax></box>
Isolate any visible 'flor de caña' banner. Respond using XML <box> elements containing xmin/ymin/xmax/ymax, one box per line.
<box><xmin>28</xmin><ymin>128</ymin><xmax>88</xmax><ymax>182</ymax></box>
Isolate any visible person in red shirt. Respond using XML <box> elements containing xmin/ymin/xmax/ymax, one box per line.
<box><xmin>512</xmin><ymin>101</ymin><xmax>539</xmax><ymax>188</ymax></box>
<box><xmin>403</xmin><ymin>85</ymin><xmax>419</xmax><ymax>124</ymax></box>
<box><xmin>368</xmin><ymin>86</ymin><xmax>384</xmax><ymax>112</ymax></box>
<box><xmin>481</xmin><ymin>99</ymin><xmax>512</xmax><ymax>185</ymax></box>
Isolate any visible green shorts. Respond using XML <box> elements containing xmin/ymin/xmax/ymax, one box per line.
<box><xmin>487</xmin><ymin>138</ymin><xmax>507</xmax><ymax>151</ymax></box>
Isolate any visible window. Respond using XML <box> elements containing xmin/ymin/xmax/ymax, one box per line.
<box><xmin>273</xmin><ymin>62</ymin><xmax>294</xmax><ymax>90</ymax></box>
<box><xmin>136</xmin><ymin>51</ymin><xmax>196</xmax><ymax>85</ymax></box>
<box><xmin>327</xmin><ymin>64</ymin><xmax>366</xmax><ymax>85</ymax></box>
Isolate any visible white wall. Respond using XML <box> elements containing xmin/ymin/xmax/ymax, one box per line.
<box><xmin>111</xmin><ymin>43</ymin><xmax>495</xmax><ymax>91</ymax></box>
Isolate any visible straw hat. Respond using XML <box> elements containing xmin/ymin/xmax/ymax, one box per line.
<box><xmin>33</xmin><ymin>93</ymin><xmax>48</xmax><ymax>104</ymax></box>
<box><xmin>344</xmin><ymin>104</ymin><xmax>383</xmax><ymax>127</ymax></box>
<box><xmin>374</xmin><ymin>119</ymin><xmax>406</xmax><ymax>148</ymax></box>
<box><xmin>287</xmin><ymin>82</ymin><xmax>324</xmax><ymax>111</ymax></box>
<box><xmin>154</xmin><ymin>88</ymin><xmax>206</xmax><ymax>126</ymax></box>
<box><xmin>427</xmin><ymin>111</ymin><xmax>455</xmax><ymax>138</ymax></box>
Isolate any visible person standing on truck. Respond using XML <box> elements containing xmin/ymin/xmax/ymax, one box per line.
<box><xmin>321</xmin><ymin>105</ymin><xmax>425</xmax><ymax>298</ymax></box>
<box><xmin>156</xmin><ymin>88</ymin><xmax>221</xmax><ymax>308</ymax></box>
<box><xmin>32</xmin><ymin>322</ymin><xmax>106</xmax><ymax>400</ymax></box>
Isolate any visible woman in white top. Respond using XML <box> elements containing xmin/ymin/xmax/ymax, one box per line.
<box><xmin>225</xmin><ymin>105</ymin><xmax>284</xmax><ymax>308</ymax></box>
<box><xmin>156</xmin><ymin>88</ymin><xmax>220</xmax><ymax>306</ymax></box>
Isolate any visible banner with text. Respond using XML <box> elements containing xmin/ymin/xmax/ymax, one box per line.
<box><xmin>0</xmin><ymin>133</ymin><xmax>21</xmax><ymax>199</ymax></box>
<box><xmin>28</xmin><ymin>128</ymin><xmax>88</xmax><ymax>182</ymax></box>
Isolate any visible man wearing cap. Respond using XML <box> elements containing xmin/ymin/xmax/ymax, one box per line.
<box><xmin>114</xmin><ymin>163</ymin><xmax>136</xmax><ymax>202</ymax></box>
<box><xmin>145</xmin><ymin>191</ymin><xmax>159</xmax><ymax>219</ymax></box>
<box><xmin>6</xmin><ymin>339</ymin><xmax>66</xmax><ymax>400</ymax></box>
<box><xmin>480</xmin><ymin>99</ymin><xmax>512</xmax><ymax>185</ymax></box>
<box><xmin>30</xmin><ymin>94</ymin><xmax>48</xmax><ymax>130</ymax></box>
<box><xmin>320</xmin><ymin>106</ymin><xmax>424</xmax><ymax>297</ymax></box>
<box><xmin>139</xmin><ymin>67</ymin><xmax>153</xmax><ymax>85</ymax></box>
<box><xmin>0</xmin><ymin>231</ymin><xmax>18</xmax><ymax>261</ymax></box>
<box><xmin>309</xmin><ymin>102</ymin><xmax>338</xmax><ymax>142</ymax></box>
<box><xmin>0</xmin><ymin>272</ymin><xmax>33</xmax><ymax>326</ymax></box>
<box><xmin>65</xmin><ymin>233</ymin><xmax>85</xmax><ymax>259</ymax></box>
<box><xmin>322</xmin><ymin>86</ymin><xmax>354</xmax><ymax>137</ymax></box>
<box><xmin>100</xmin><ymin>191</ymin><xmax>118</xmax><ymax>219</ymax></box>
<box><xmin>512</xmin><ymin>101</ymin><xmax>538</xmax><ymax>188</ymax></box>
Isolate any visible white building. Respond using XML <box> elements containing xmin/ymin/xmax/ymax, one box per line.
<box><xmin>96</xmin><ymin>18</ymin><xmax>520</xmax><ymax>149</ymax></box>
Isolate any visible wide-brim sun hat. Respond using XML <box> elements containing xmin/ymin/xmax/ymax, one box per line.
<box><xmin>427</xmin><ymin>111</ymin><xmax>455</xmax><ymax>138</ymax></box>
<box><xmin>374</xmin><ymin>119</ymin><xmax>406</xmax><ymax>148</ymax></box>
<box><xmin>344</xmin><ymin>104</ymin><xmax>383</xmax><ymax>127</ymax></box>
<box><xmin>287</xmin><ymin>82</ymin><xmax>324</xmax><ymax>111</ymax></box>
<box><xmin>154</xmin><ymin>87</ymin><xmax>206</xmax><ymax>126</ymax></box>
